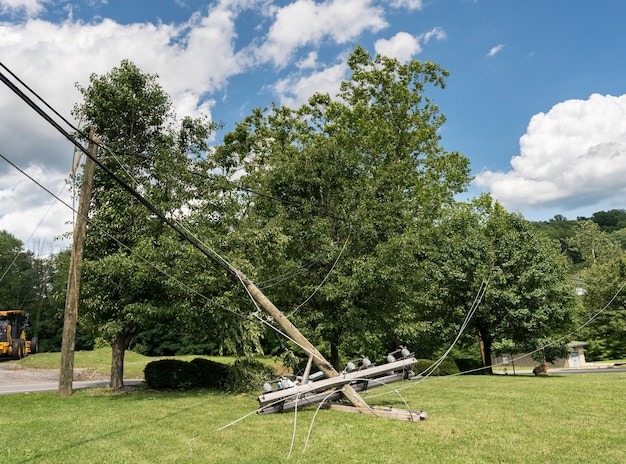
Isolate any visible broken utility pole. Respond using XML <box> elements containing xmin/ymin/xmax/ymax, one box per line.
<box><xmin>238</xmin><ymin>270</ymin><xmax>374</xmax><ymax>413</ymax></box>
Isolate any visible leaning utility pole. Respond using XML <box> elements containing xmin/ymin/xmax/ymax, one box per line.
<box><xmin>58</xmin><ymin>128</ymin><xmax>97</xmax><ymax>397</ymax></box>
<box><xmin>238</xmin><ymin>270</ymin><xmax>373</xmax><ymax>412</ymax></box>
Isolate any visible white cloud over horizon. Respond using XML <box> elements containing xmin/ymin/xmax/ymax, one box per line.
<box><xmin>474</xmin><ymin>93</ymin><xmax>626</xmax><ymax>218</ymax></box>
<box><xmin>0</xmin><ymin>163</ymin><xmax>71</xmax><ymax>252</ymax></box>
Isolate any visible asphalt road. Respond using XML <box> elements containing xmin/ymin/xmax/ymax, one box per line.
<box><xmin>0</xmin><ymin>379</ymin><xmax>143</xmax><ymax>395</ymax></box>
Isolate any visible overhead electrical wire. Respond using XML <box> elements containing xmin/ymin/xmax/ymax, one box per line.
<box><xmin>3</xmin><ymin>60</ymin><xmax>346</xmax><ymax>294</ymax></box>
<box><xmin>2</xmin><ymin>61</ymin><xmax>344</xmax><ymax>290</ymax></box>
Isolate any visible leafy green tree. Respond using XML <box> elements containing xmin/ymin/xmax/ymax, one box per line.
<box><xmin>608</xmin><ymin>228</ymin><xmax>626</xmax><ymax>250</ymax></box>
<box><xmin>566</xmin><ymin>220</ymin><xmax>621</xmax><ymax>268</ymax></box>
<box><xmin>219</xmin><ymin>46</ymin><xmax>471</xmax><ymax>367</ymax></box>
<box><xmin>32</xmin><ymin>249</ymin><xmax>80</xmax><ymax>352</ymax></box>
<box><xmin>425</xmin><ymin>197</ymin><xmax>578</xmax><ymax>373</ymax></box>
<box><xmin>0</xmin><ymin>230</ymin><xmax>37</xmax><ymax>309</ymax></box>
<box><xmin>532</xmin><ymin>215</ymin><xmax>576</xmax><ymax>255</ymax></box>
<box><xmin>75</xmin><ymin>61</ymin><xmax>227</xmax><ymax>387</ymax></box>
<box><xmin>589</xmin><ymin>209</ymin><xmax>626</xmax><ymax>232</ymax></box>
<box><xmin>578</xmin><ymin>254</ymin><xmax>626</xmax><ymax>360</ymax></box>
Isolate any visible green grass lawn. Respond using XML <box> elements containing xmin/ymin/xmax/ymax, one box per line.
<box><xmin>2</xmin><ymin>364</ymin><xmax>624</xmax><ymax>463</ymax></box>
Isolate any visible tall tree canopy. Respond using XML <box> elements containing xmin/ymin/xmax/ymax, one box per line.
<box><xmin>219</xmin><ymin>46</ymin><xmax>471</xmax><ymax>366</ymax></box>
<box><xmin>566</xmin><ymin>220</ymin><xmax>621</xmax><ymax>268</ymax></box>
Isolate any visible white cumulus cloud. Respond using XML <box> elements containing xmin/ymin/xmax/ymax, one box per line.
<box><xmin>474</xmin><ymin>94</ymin><xmax>626</xmax><ymax>217</ymax></box>
<box><xmin>274</xmin><ymin>61</ymin><xmax>348</xmax><ymax>108</ymax></box>
<box><xmin>390</xmin><ymin>0</ymin><xmax>424</xmax><ymax>10</ymax></box>
<box><xmin>374</xmin><ymin>27</ymin><xmax>445</xmax><ymax>62</ymax></box>
<box><xmin>258</xmin><ymin>0</ymin><xmax>387</xmax><ymax>66</ymax></box>
<box><xmin>375</xmin><ymin>32</ymin><xmax>421</xmax><ymax>62</ymax></box>
<box><xmin>0</xmin><ymin>0</ymin><xmax>47</xmax><ymax>17</ymax></box>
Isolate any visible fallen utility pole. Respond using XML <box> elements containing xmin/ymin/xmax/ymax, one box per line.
<box><xmin>256</xmin><ymin>349</ymin><xmax>426</xmax><ymax>421</ymax></box>
<box><xmin>59</xmin><ymin>128</ymin><xmax>97</xmax><ymax>397</ymax></box>
<box><xmin>237</xmin><ymin>270</ymin><xmax>373</xmax><ymax>412</ymax></box>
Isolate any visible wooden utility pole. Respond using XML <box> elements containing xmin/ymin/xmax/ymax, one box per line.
<box><xmin>59</xmin><ymin>128</ymin><xmax>97</xmax><ymax>397</ymax></box>
<box><xmin>239</xmin><ymin>271</ymin><xmax>373</xmax><ymax>412</ymax></box>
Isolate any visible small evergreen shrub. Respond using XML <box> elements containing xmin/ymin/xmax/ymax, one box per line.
<box><xmin>454</xmin><ymin>358</ymin><xmax>486</xmax><ymax>374</ymax></box>
<box><xmin>437</xmin><ymin>358</ymin><xmax>461</xmax><ymax>375</ymax></box>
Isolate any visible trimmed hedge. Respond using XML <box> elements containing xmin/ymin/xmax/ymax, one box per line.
<box><xmin>143</xmin><ymin>359</ymin><xmax>199</xmax><ymax>390</ymax></box>
<box><xmin>144</xmin><ymin>357</ymin><xmax>275</xmax><ymax>393</ymax></box>
<box><xmin>191</xmin><ymin>357</ymin><xmax>230</xmax><ymax>390</ymax></box>
<box><xmin>144</xmin><ymin>356</ymin><xmax>466</xmax><ymax>392</ymax></box>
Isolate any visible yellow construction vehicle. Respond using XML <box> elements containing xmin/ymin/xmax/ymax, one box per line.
<box><xmin>0</xmin><ymin>310</ymin><xmax>38</xmax><ymax>359</ymax></box>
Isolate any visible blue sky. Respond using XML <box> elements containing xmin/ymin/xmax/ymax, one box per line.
<box><xmin>1</xmin><ymin>0</ymin><xmax>626</xmax><ymax>250</ymax></box>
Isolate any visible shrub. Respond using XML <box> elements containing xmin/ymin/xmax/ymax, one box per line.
<box><xmin>144</xmin><ymin>357</ymin><xmax>275</xmax><ymax>393</ymax></box>
<box><xmin>454</xmin><ymin>358</ymin><xmax>486</xmax><ymax>374</ymax></box>
<box><xmin>190</xmin><ymin>358</ymin><xmax>230</xmax><ymax>390</ymax></box>
<box><xmin>226</xmin><ymin>358</ymin><xmax>276</xmax><ymax>394</ymax></box>
<box><xmin>144</xmin><ymin>359</ymin><xmax>199</xmax><ymax>390</ymax></box>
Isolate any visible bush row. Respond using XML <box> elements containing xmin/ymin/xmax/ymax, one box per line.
<box><xmin>144</xmin><ymin>357</ymin><xmax>276</xmax><ymax>393</ymax></box>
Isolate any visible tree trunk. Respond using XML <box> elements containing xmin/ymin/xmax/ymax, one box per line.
<box><xmin>330</xmin><ymin>337</ymin><xmax>341</xmax><ymax>371</ymax></box>
<box><xmin>477</xmin><ymin>327</ymin><xmax>494</xmax><ymax>375</ymax></box>
<box><xmin>110</xmin><ymin>332</ymin><xmax>134</xmax><ymax>389</ymax></box>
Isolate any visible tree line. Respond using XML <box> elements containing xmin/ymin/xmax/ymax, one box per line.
<box><xmin>1</xmin><ymin>47</ymin><xmax>623</xmax><ymax>384</ymax></box>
